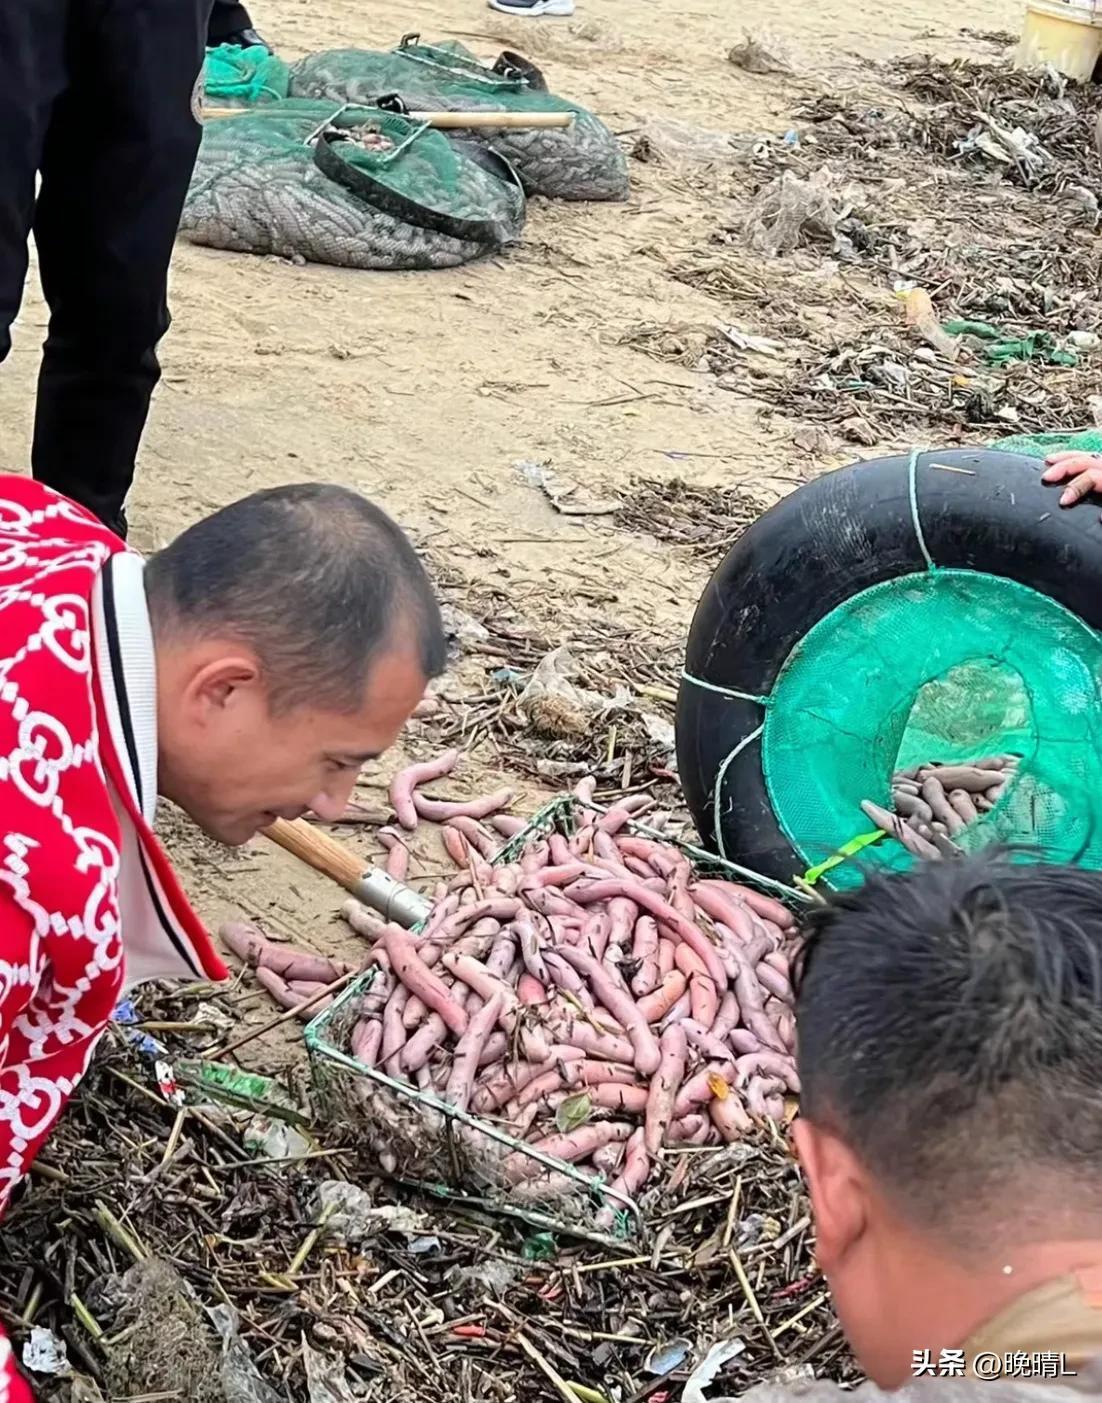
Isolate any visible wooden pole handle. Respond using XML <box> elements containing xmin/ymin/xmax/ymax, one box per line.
<box><xmin>409</xmin><ymin>110</ymin><xmax>573</xmax><ymax>129</ymax></box>
<box><xmin>263</xmin><ymin>817</ymin><xmax>367</xmax><ymax>891</ymax></box>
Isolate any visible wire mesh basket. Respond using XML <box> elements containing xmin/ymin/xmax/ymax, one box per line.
<box><xmin>305</xmin><ymin>798</ymin><xmax>806</xmax><ymax>1242</ymax></box>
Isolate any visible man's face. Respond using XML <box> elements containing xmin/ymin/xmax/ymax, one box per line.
<box><xmin>793</xmin><ymin>1117</ymin><xmax>908</xmax><ymax>1387</ymax></box>
<box><xmin>158</xmin><ymin>641</ymin><xmax>428</xmax><ymax>846</ymax></box>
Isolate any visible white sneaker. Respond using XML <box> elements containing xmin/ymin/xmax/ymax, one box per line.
<box><xmin>488</xmin><ymin>0</ymin><xmax>576</xmax><ymax>15</ymax></box>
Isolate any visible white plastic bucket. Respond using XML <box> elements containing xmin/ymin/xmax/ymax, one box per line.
<box><xmin>1015</xmin><ymin>0</ymin><xmax>1102</xmax><ymax>80</ymax></box>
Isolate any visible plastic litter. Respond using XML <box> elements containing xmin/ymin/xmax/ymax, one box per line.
<box><xmin>440</xmin><ymin>604</ymin><xmax>490</xmax><ymax>652</ymax></box>
<box><xmin>209</xmin><ymin>1304</ymin><xmax>282</xmax><ymax>1403</ymax></box>
<box><xmin>716</xmin><ymin>325</ymin><xmax>786</xmax><ymax>356</ymax></box>
<box><xmin>155</xmin><ymin>1059</ymin><xmax>185</xmax><ymax>1106</ymax></box>
<box><xmin>534</xmin><ymin>757</ymin><xmax>594</xmax><ymax>778</ymax></box>
<box><xmin>303</xmin><ymin>1340</ymin><xmax>357</xmax><ymax>1403</ymax></box>
<box><xmin>521</xmin><ymin>1231</ymin><xmax>557</xmax><ymax>1261</ymax></box>
<box><xmin>641</xmin><ymin>711</ymin><xmax>677</xmax><ymax>762</ymax></box>
<box><xmin>901</xmin><ymin>288</ymin><xmax>961</xmax><ymax>362</ymax></box>
<box><xmin>727</xmin><ymin>29</ymin><xmax>797</xmax><ymax>75</ymax></box>
<box><xmin>112</xmin><ymin>999</ymin><xmax>168</xmax><ymax>1059</ymax></box>
<box><xmin>177</xmin><ymin>1059</ymin><xmax>310</xmax><ymax>1126</ymax></box>
<box><xmin>242</xmin><ymin>1115</ymin><xmax>313</xmax><ymax>1160</ymax></box>
<box><xmin>941</xmin><ymin>318</ymin><xmax>1079</xmax><ymax>366</ymax></box>
<box><xmin>632</xmin><ymin>117</ymin><xmax>763</xmax><ymax>168</ymax></box>
<box><xmin>313</xmin><ymin>1180</ymin><xmax>427</xmax><ymax>1244</ymax></box>
<box><xmin>191</xmin><ymin>1000</ymin><xmax>237</xmax><ymax>1038</ymax></box>
<box><xmin>957</xmin><ymin>113</ymin><xmax>1052</xmax><ymax>178</ymax></box>
<box><xmin>682</xmin><ymin>1337</ymin><xmax>747</xmax><ymax>1403</ymax></box>
<box><xmin>447</xmin><ymin>1258</ymin><xmax>523</xmax><ymax>1294</ymax></box>
<box><xmin>644</xmin><ymin>1337</ymin><xmax>693</xmax><ymax>1375</ymax></box>
<box><xmin>515</xmin><ymin>459</ymin><xmax>620</xmax><ymax>515</ymax></box>
<box><xmin>406</xmin><ymin>1235</ymin><xmax>442</xmax><ymax>1254</ymax></box>
<box><xmin>22</xmin><ymin>1327</ymin><xmax>70</xmax><ymax>1378</ymax></box>
<box><xmin>517</xmin><ymin>645</ymin><xmax>631</xmax><ymax>737</ymax></box>
<box><xmin>744</xmin><ymin>167</ymin><xmax>854</xmax><ymax>256</ymax></box>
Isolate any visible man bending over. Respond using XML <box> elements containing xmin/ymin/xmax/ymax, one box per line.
<box><xmin>0</xmin><ymin>477</ymin><xmax>443</xmax><ymax>1399</ymax></box>
<box><xmin>789</xmin><ymin>855</ymin><xmax>1102</xmax><ymax>1393</ymax></box>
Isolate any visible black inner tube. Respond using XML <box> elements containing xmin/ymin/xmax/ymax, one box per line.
<box><xmin>675</xmin><ymin>448</ymin><xmax>1102</xmax><ymax>883</ymax></box>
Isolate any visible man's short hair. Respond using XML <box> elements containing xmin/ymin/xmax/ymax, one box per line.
<box><xmin>794</xmin><ymin>854</ymin><xmax>1102</xmax><ymax>1232</ymax></box>
<box><xmin>144</xmin><ymin>483</ymin><xmax>445</xmax><ymax>713</ymax></box>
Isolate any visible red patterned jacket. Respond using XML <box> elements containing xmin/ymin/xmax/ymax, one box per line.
<box><xmin>0</xmin><ymin>477</ymin><xmax>226</xmax><ymax>1401</ymax></box>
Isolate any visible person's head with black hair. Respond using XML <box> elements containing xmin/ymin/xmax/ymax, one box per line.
<box><xmin>147</xmin><ymin>483</ymin><xmax>445</xmax><ymax>845</ymax></box>
<box><xmin>792</xmin><ymin>854</ymin><xmax>1102</xmax><ymax>1387</ymax></box>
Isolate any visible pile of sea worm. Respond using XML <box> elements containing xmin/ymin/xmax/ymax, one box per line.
<box><xmin>221</xmin><ymin>752</ymin><xmax>802</xmax><ymax>1224</ymax></box>
<box><xmin>861</xmin><ymin>756</ymin><xmax>1016</xmax><ymax>860</ymax></box>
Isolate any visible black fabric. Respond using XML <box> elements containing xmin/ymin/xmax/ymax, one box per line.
<box><xmin>0</xmin><ymin>0</ymin><xmax>208</xmax><ymax>530</ymax></box>
<box><xmin>206</xmin><ymin>0</ymin><xmax>254</xmax><ymax>44</ymax></box>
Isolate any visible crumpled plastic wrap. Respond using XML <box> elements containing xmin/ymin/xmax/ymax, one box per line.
<box><xmin>518</xmin><ymin>645</ymin><xmax>632</xmax><ymax>738</ymax></box>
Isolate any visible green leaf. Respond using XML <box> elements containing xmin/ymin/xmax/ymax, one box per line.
<box><xmin>554</xmin><ymin>1092</ymin><xmax>592</xmax><ymax>1134</ymax></box>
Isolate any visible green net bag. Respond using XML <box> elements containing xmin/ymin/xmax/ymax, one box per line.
<box><xmin>182</xmin><ymin>100</ymin><xmax>525</xmax><ymax>270</ymax></box>
<box><xmin>994</xmin><ymin>428</ymin><xmax>1102</xmax><ymax>458</ymax></box>
<box><xmin>203</xmin><ymin>42</ymin><xmax>291</xmax><ymax>106</ymax></box>
<box><xmin>287</xmin><ymin>39</ymin><xmax>629</xmax><ymax>202</ymax></box>
<box><xmin>760</xmin><ymin>568</ymin><xmax>1102</xmax><ymax>889</ymax></box>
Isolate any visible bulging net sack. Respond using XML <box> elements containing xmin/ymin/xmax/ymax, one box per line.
<box><xmin>760</xmin><ymin>569</ymin><xmax>1102</xmax><ymax>888</ymax></box>
<box><xmin>182</xmin><ymin>100</ymin><xmax>525</xmax><ymax>271</ymax></box>
<box><xmin>288</xmin><ymin>38</ymin><xmax>629</xmax><ymax>202</ymax></box>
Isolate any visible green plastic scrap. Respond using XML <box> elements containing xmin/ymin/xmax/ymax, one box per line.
<box><xmin>176</xmin><ymin>1058</ymin><xmax>311</xmax><ymax>1127</ymax></box>
<box><xmin>802</xmin><ymin>828</ymin><xmax>885</xmax><ymax>886</ymax></box>
<box><xmin>521</xmin><ymin>1231</ymin><xmax>558</xmax><ymax>1261</ymax></box>
<box><xmin>942</xmin><ymin>318</ymin><xmax>1002</xmax><ymax>339</ymax></box>
<box><xmin>942</xmin><ymin>319</ymin><xmax>1078</xmax><ymax>368</ymax></box>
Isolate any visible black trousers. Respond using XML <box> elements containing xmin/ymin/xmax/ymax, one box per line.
<box><xmin>0</xmin><ymin>0</ymin><xmax>210</xmax><ymax>534</ymax></box>
<box><xmin>207</xmin><ymin>1</ymin><xmax>254</xmax><ymax>43</ymax></box>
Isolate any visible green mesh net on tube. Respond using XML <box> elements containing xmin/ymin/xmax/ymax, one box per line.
<box><xmin>761</xmin><ymin>568</ymin><xmax>1102</xmax><ymax>890</ymax></box>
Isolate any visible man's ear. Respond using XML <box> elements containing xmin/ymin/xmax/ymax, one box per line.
<box><xmin>183</xmin><ymin>653</ymin><xmax>263</xmax><ymax>718</ymax></box>
<box><xmin>793</xmin><ymin>1118</ymin><xmax>870</xmax><ymax>1275</ymax></box>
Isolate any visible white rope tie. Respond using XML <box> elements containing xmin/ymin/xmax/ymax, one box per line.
<box><xmin>907</xmin><ymin>445</ymin><xmax>935</xmax><ymax>570</ymax></box>
<box><xmin>680</xmin><ymin>671</ymin><xmax>770</xmax><ymax>707</ymax></box>
<box><xmin>711</xmin><ymin>723</ymin><xmax>765</xmax><ymax>860</ymax></box>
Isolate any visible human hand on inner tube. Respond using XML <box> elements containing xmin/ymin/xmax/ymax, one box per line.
<box><xmin>1042</xmin><ymin>451</ymin><xmax>1102</xmax><ymax>513</ymax></box>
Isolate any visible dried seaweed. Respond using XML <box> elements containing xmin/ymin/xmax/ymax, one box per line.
<box><xmin>426</xmin><ymin>566</ymin><xmax>684</xmax><ymax>794</ymax></box>
<box><xmin>684</xmin><ymin>56</ymin><xmax>1102</xmax><ymax>448</ymax></box>
<box><xmin>613</xmin><ymin>476</ymin><xmax>768</xmax><ymax>562</ymax></box>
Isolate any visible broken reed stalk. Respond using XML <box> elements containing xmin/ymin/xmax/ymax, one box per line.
<box><xmin>93</xmin><ymin>1201</ymin><xmax>148</xmax><ymax>1264</ymax></box>
<box><xmin>205</xmin><ymin>970</ymin><xmax>355</xmax><ymax>1060</ymax></box>
<box><xmin>70</xmin><ymin>1294</ymin><xmax>104</xmax><ymax>1340</ymax></box>
<box><xmin>286</xmin><ymin>1200</ymin><xmax>339</xmax><ymax>1278</ymax></box>
<box><xmin>513</xmin><ymin>1329</ymin><xmax>581</xmax><ymax>1403</ymax></box>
